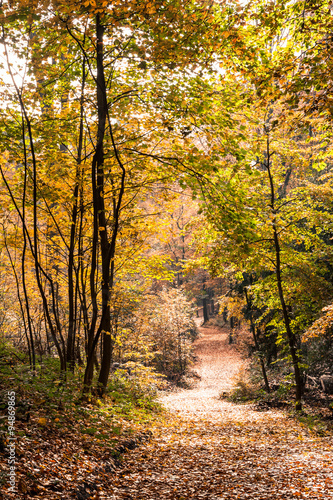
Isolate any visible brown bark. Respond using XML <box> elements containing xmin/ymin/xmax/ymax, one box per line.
<box><xmin>244</xmin><ymin>288</ymin><xmax>270</xmax><ymax>392</ymax></box>
<box><xmin>265</xmin><ymin>135</ymin><xmax>302</xmax><ymax>411</ymax></box>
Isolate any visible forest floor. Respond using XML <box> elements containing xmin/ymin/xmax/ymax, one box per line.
<box><xmin>1</xmin><ymin>323</ymin><xmax>333</xmax><ymax>499</ymax></box>
<box><xmin>106</xmin><ymin>322</ymin><xmax>333</xmax><ymax>500</ymax></box>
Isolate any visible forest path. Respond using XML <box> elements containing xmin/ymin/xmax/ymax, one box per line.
<box><xmin>108</xmin><ymin>323</ymin><xmax>333</xmax><ymax>499</ymax></box>
<box><xmin>158</xmin><ymin>322</ymin><xmax>246</xmax><ymax>420</ymax></box>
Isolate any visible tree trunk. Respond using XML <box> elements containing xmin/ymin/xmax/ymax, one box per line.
<box><xmin>202</xmin><ymin>297</ymin><xmax>209</xmax><ymax>323</ymax></box>
<box><xmin>244</xmin><ymin>288</ymin><xmax>270</xmax><ymax>392</ymax></box>
<box><xmin>78</xmin><ymin>14</ymin><xmax>126</xmax><ymax>394</ymax></box>
<box><xmin>94</xmin><ymin>15</ymin><xmax>113</xmax><ymax>395</ymax></box>
<box><xmin>265</xmin><ymin>135</ymin><xmax>302</xmax><ymax>411</ymax></box>
<box><xmin>229</xmin><ymin>317</ymin><xmax>234</xmax><ymax>344</ymax></box>
<box><xmin>67</xmin><ymin>57</ymin><xmax>86</xmax><ymax>371</ymax></box>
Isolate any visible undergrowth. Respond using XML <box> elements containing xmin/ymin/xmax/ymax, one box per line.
<box><xmin>0</xmin><ymin>341</ymin><xmax>163</xmax><ymax>456</ymax></box>
<box><xmin>220</xmin><ymin>368</ymin><xmax>333</xmax><ymax>436</ymax></box>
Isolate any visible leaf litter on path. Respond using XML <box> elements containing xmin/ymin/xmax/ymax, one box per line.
<box><xmin>106</xmin><ymin>324</ymin><xmax>333</xmax><ymax>500</ymax></box>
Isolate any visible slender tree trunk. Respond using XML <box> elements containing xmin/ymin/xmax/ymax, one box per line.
<box><xmin>229</xmin><ymin>316</ymin><xmax>234</xmax><ymax>344</ymax></box>
<box><xmin>94</xmin><ymin>15</ymin><xmax>112</xmax><ymax>394</ymax></box>
<box><xmin>82</xmin><ymin>14</ymin><xmax>126</xmax><ymax>394</ymax></box>
<box><xmin>202</xmin><ymin>297</ymin><xmax>209</xmax><ymax>323</ymax></box>
<box><xmin>82</xmin><ymin>14</ymin><xmax>112</xmax><ymax>394</ymax></box>
<box><xmin>67</xmin><ymin>57</ymin><xmax>86</xmax><ymax>371</ymax></box>
<box><xmin>21</xmin><ymin>118</ymin><xmax>36</xmax><ymax>370</ymax></box>
<box><xmin>244</xmin><ymin>288</ymin><xmax>270</xmax><ymax>392</ymax></box>
<box><xmin>265</xmin><ymin>135</ymin><xmax>302</xmax><ymax>411</ymax></box>
<box><xmin>96</xmin><ymin>17</ymin><xmax>127</xmax><ymax>394</ymax></box>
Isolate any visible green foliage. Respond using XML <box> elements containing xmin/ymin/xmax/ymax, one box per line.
<box><xmin>0</xmin><ymin>350</ymin><xmax>161</xmax><ymax>445</ymax></box>
<box><xmin>110</xmin><ymin>362</ymin><xmax>165</xmax><ymax>407</ymax></box>
<box><xmin>296</xmin><ymin>413</ymin><xmax>331</xmax><ymax>437</ymax></box>
<box><xmin>0</xmin><ymin>340</ymin><xmax>27</xmax><ymax>375</ymax></box>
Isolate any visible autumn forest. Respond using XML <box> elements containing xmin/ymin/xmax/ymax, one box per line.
<box><xmin>0</xmin><ymin>0</ymin><xmax>333</xmax><ymax>498</ymax></box>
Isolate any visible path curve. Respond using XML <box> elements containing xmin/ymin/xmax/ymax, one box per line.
<box><xmin>107</xmin><ymin>323</ymin><xmax>333</xmax><ymax>499</ymax></box>
<box><xmin>159</xmin><ymin>323</ymin><xmax>247</xmax><ymax>420</ymax></box>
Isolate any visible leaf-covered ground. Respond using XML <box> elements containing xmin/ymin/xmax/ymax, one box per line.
<box><xmin>107</xmin><ymin>324</ymin><xmax>333</xmax><ymax>499</ymax></box>
<box><xmin>1</xmin><ymin>324</ymin><xmax>332</xmax><ymax>499</ymax></box>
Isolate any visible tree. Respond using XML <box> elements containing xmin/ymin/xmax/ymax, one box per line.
<box><xmin>189</xmin><ymin>74</ymin><xmax>333</xmax><ymax>409</ymax></box>
<box><xmin>0</xmin><ymin>0</ymin><xmax>230</xmax><ymax>393</ymax></box>
<box><xmin>141</xmin><ymin>288</ymin><xmax>198</xmax><ymax>380</ymax></box>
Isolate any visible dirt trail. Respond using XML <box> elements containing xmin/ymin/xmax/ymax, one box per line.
<box><xmin>159</xmin><ymin>324</ymin><xmax>247</xmax><ymax>420</ymax></box>
<box><xmin>107</xmin><ymin>324</ymin><xmax>333</xmax><ymax>499</ymax></box>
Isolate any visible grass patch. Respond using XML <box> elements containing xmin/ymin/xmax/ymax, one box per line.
<box><xmin>296</xmin><ymin>412</ymin><xmax>331</xmax><ymax>436</ymax></box>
